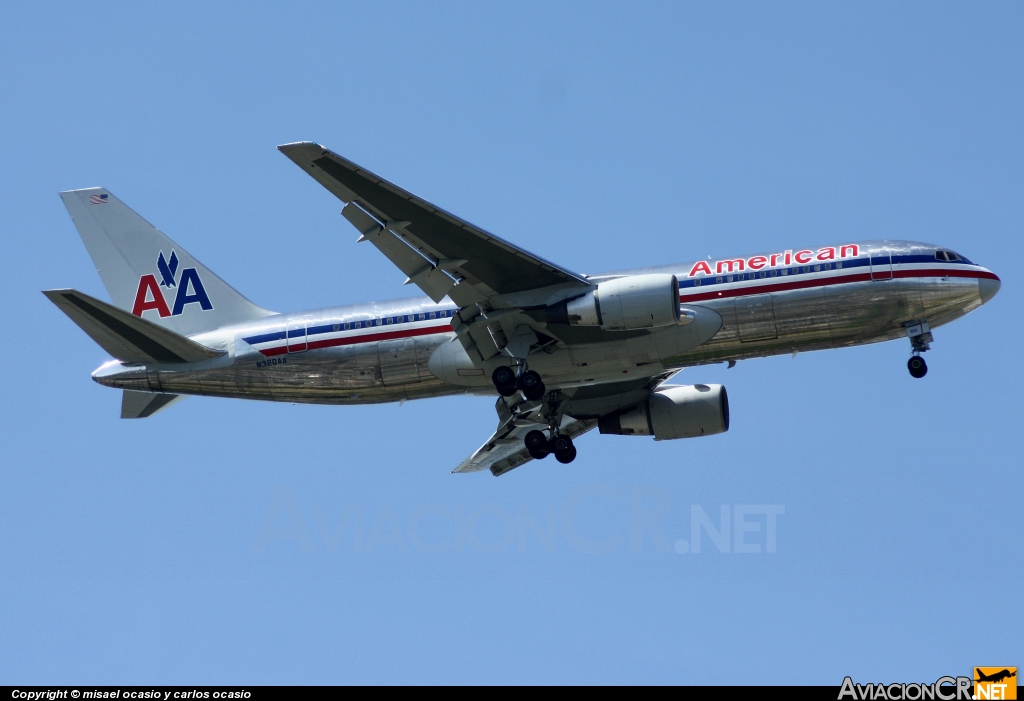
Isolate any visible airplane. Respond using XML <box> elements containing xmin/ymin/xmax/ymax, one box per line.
<box><xmin>976</xmin><ymin>669</ymin><xmax>1016</xmax><ymax>684</ymax></box>
<box><xmin>45</xmin><ymin>142</ymin><xmax>1001</xmax><ymax>476</ymax></box>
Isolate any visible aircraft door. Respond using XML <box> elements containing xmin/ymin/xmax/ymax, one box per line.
<box><xmin>734</xmin><ymin>294</ymin><xmax>778</xmax><ymax>342</ymax></box>
<box><xmin>870</xmin><ymin>249</ymin><xmax>892</xmax><ymax>280</ymax></box>
<box><xmin>286</xmin><ymin>321</ymin><xmax>307</xmax><ymax>352</ymax></box>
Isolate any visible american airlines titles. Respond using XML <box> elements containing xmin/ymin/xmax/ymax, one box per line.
<box><xmin>687</xmin><ymin>244</ymin><xmax>860</xmax><ymax>278</ymax></box>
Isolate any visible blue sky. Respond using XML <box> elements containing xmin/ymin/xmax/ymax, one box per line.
<box><xmin>1</xmin><ymin>1</ymin><xmax>1021</xmax><ymax>684</ymax></box>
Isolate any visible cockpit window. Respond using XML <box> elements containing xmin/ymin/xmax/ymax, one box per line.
<box><xmin>936</xmin><ymin>250</ymin><xmax>964</xmax><ymax>262</ymax></box>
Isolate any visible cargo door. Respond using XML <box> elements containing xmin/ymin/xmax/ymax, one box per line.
<box><xmin>734</xmin><ymin>294</ymin><xmax>778</xmax><ymax>342</ymax></box>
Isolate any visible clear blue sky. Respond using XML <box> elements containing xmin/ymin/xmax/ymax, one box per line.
<box><xmin>1</xmin><ymin>1</ymin><xmax>1021</xmax><ymax>685</ymax></box>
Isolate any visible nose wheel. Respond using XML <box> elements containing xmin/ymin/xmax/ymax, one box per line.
<box><xmin>908</xmin><ymin>356</ymin><xmax>928</xmax><ymax>379</ymax></box>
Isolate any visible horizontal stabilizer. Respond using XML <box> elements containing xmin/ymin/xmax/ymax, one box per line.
<box><xmin>43</xmin><ymin>289</ymin><xmax>225</xmax><ymax>364</ymax></box>
<box><xmin>121</xmin><ymin>390</ymin><xmax>185</xmax><ymax>419</ymax></box>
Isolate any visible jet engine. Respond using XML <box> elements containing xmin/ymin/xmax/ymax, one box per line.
<box><xmin>548</xmin><ymin>274</ymin><xmax>681</xmax><ymax>331</ymax></box>
<box><xmin>598</xmin><ymin>384</ymin><xmax>729</xmax><ymax>440</ymax></box>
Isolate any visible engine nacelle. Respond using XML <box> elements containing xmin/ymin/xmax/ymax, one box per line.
<box><xmin>598</xmin><ymin>384</ymin><xmax>729</xmax><ymax>440</ymax></box>
<box><xmin>549</xmin><ymin>274</ymin><xmax>680</xmax><ymax>331</ymax></box>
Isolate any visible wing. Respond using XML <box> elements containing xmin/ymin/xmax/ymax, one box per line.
<box><xmin>277</xmin><ymin>142</ymin><xmax>589</xmax><ymax>305</ymax></box>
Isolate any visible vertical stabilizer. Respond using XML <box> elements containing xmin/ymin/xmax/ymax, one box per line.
<box><xmin>60</xmin><ymin>188</ymin><xmax>272</xmax><ymax>336</ymax></box>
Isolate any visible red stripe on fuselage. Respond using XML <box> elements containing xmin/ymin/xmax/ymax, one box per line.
<box><xmin>258</xmin><ymin>323</ymin><xmax>452</xmax><ymax>357</ymax></box>
<box><xmin>678</xmin><ymin>267</ymin><xmax>997</xmax><ymax>303</ymax></box>
<box><xmin>257</xmin><ymin>268</ymin><xmax>998</xmax><ymax>355</ymax></box>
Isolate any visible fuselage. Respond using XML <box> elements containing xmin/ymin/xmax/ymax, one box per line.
<box><xmin>93</xmin><ymin>240</ymin><xmax>1000</xmax><ymax>404</ymax></box>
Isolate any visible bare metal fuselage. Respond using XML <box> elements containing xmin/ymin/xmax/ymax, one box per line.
<box><xmin>93</xmin><ymin>240</ymin><xmax>997</xmax><ymax>404</ymax></box>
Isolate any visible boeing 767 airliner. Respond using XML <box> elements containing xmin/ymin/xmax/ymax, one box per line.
<box><xmin>46</xmin><ymin>142</ymin><xmax>1001</xmax><ymax>475</ymax></box>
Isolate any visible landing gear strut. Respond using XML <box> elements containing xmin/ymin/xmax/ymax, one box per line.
<box><xmin>904</xmin><ymin>320</ymin><xmax>932</xmax><ymax>380</ymax></box>
<box><xmin>492</xmin><ymin>365</ymin><xmax>546</xmax><ymax>401</ymax></box>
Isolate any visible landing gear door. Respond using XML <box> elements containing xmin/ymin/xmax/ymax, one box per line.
<box><xmin>286</xmin><ymin>321</ymin><xmax>307</xmax><ymax>353</ymax></box>
<box><xmin>870</xmin><ymin>249</ymin><xmax>892</xmax><ymax>280</ymax></box>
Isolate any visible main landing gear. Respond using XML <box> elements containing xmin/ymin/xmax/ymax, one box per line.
<box><xmin>524</xmin><ymin>429</ymin><xmax>577</xmax><ymax>464</ymax></box>
<box><xmin>494</xmin><ymin>365</ymin><xmax>573</xmax><ymax>463</ymax></box>
<box><xmin>492</xmin><ymin>365</ymin><xmax>546</xmax><ymax>401</ymax></box>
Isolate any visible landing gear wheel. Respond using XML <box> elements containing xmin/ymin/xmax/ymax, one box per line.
<box><xmin>908</xmin><ymin>356</ymin><xmax>928</xmax><ymax>379</ymax></box>
<box><xmin>492</xmin><ymin>366</ymin><xmax>518</xmax><ymax>397</ymax></box>
<box><xmin>555</xmin><ymin>445</ymin><xmax>577</xmax><ymax>464</ymax></box>
<box><xmin>518</xmin><ymin>370</ymin><xmax>546</xmax><ymax>401</ymax></box>
<box><xmin>551</xmin><ymin>434</ymin><xmax>576</xmax><ymax>464</ymax></box>
<box><xmin>524</xmin><ymin>430</ymin><xmax>550</xmax><ymax>460</ymax></box>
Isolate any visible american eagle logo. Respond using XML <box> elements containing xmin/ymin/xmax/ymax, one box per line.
<box><xmin>131</xmin><ymin>251</ymin><xmax>213</xmax><ymax>318</ymax></box>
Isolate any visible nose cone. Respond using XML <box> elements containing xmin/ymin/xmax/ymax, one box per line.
<box><xmin>979</xmin><ymin>276</ymin><xmax>1001</xmax><ymax>305</ymax></box>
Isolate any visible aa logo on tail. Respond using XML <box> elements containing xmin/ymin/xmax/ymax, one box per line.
<box><xmin>132</xmin><ymin>250</ymin><xmax>213</xmax><ymax>318</ymax></box>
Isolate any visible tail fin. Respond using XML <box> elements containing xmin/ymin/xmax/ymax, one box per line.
<box><xmin>60</xmin><ymin>188</ymin><xmax>272</xmax><ymax>336</ymax></box>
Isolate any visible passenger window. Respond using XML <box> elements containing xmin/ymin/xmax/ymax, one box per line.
<box><xmin>716</xmin><ymin>277</ymin><xmax>723</xmax><ymax>283</ymax></box>
<box><xmin>694</xmin><ymin>278</ymin><xmax>701</xmax><ymax>286</ymax></box>
<box><xmin>836</xmin><ymin>261</ymin><xmax>843</xmax><ymax>268</ymax></box>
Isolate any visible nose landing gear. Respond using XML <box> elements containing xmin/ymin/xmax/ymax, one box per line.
<box><xmin>904</xmin><ymin>320</ymin><xmax>933</xmax><ymax>379</ymax></box>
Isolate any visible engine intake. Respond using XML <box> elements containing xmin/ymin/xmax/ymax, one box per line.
<box><xmin>598</xmin><ymin>384</ymin><xmax>729</xmax><ymax>440</ymax></box>
<box><xmin>549</xmin><ymin>274</ymin><xmax>680</xmax><ymax>331</ymax></box>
